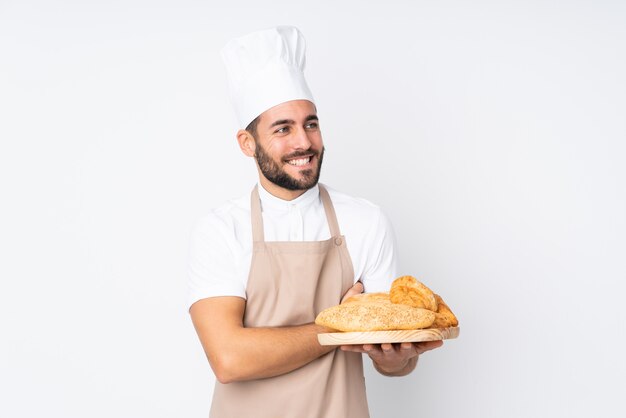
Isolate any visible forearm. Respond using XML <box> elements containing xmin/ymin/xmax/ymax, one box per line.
<box><xmin>207</xmin><ymin>323</ymin><xmax>335</xmax><ymax>383</ymax></box>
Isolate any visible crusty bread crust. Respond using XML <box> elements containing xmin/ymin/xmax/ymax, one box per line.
<box><xmin>314</xmin><ymin>276</ymin><xmax>458</xmax><ymax>332</ymax></box>
<box><xmin>430</xmin><ymin>294</ymin><xmax>459</xmax><ymax>328</ymax></box>
<box><xmin>389</xmin><ymin>275</ymin><xmax>438</xmax><ymax>311</ymax></box>
<box><xmin>315</xmin><ymin>302</ymin><xmax>435</xmax><ymax>332</ymax></box>
<box><xmin>343</xmin><ymin>292</ymin><xmax>390</xmax><ymax>304</ymax></box>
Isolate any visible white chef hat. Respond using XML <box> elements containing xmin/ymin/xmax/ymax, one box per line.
<box><xmin>221</xmin><ymin>26</ymin><xmax>315</xmax><ymax>129</ymax></box>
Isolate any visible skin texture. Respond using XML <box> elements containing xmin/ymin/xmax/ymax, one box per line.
<box><xmin>190</xmin><ymin>281</ymin><xmax>363</xmax><ymax>384</ymax></box>
<box><xmin>236</xmin><ymin>100</ymin><xmax>324</xmax><ymax>201</ymax></box>
<box><xmin>340</xmin><ymin>341</ymin><xmax>444</xmax><ymax>376</ymax></box>
<box><xmin>191</xmin><ymin>100</ymin><xmax>440</xmax><ymax>383</ymax></box>
<box><xmin>190</xmin><ymin>296</ymin><xmax>335</xmax><ymax>383</ymax></box>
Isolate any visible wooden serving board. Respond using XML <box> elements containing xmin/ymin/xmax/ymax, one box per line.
<box><xmin>317</xmin><ymin>327</ymin><xmax>460</xmax><ymax>346</ymax></box>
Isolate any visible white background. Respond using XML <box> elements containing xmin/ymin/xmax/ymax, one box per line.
<box><xmin>1</xmin><ymin>1</ymin><xmax>625</xmax><ymax>417</ymax></box>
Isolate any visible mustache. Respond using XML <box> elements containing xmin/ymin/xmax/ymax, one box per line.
<box><xmin>282</xmin><ymin>147</ymin><xmax>324</xmax><ymax>161</ymax></box>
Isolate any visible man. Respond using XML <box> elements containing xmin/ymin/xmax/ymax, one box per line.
<box><xmin>188</xmin><ymin>26</ymin><xmax>442</xmax><ymax>417</ymax></box>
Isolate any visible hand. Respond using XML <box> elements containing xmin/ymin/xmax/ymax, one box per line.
<box><xmin>340</xmin><ymin>340</ymin><xmax>443</xmax><ymax>376</ymax></box>
<box><xmin>341</xmin><ymin>281</ymin><xmax>364</xmax><ymax>303</ymax></box>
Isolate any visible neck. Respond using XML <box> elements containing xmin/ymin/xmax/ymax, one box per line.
<box><xmin>258</xmin><ymin>176</ymin><xmax>308</xmax><ymax>201</ymax></box>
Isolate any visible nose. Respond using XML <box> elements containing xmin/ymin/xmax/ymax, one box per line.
<box><xmin>290</xmin><ymin>126</ymin><xmax>313</xmax><ymax>150</ymax></box>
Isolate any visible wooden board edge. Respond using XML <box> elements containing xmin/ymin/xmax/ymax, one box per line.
<box><xmin>317</xmin><ymin>327</ymin><xmax>460</xmax><ymax>346</ymax></box>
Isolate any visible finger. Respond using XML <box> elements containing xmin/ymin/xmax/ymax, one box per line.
<box><xmin>362</xmin><ymin>344</ymin><xmax>385</xmax><ymax>360</ymax></box>
<box><xmin>347</xmin><ymin>281</ymin><xmax>364</xmax><ymax>297</ymax></box>
<box><xmin>400</xmin><ymin>342</ymin><xmax>414</xmax><ymax>353</ymax></box>
<box><xmin>341</xmin><ymin>281</ymin><xmax>364</xmax><ymax>303</ymax></box>
<box><xmin>380</xmin><ymin>343</ymin><xmax>394</xmax><ymax>353</ymax></box>
<box><xmin>340</xmin><ymin>344</ymin><xmax>366</xmax><ymax>353</ymax></box>
<box><xmin>414</xmin><ymin>340</ymin><xmax>444</xmax><ymax>355</ymax></box>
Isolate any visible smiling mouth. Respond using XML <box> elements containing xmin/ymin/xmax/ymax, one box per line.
<box><xmin>286</xmin><ymin>156</ymin><xmax>312</xmax><ymax>166</ymax></box>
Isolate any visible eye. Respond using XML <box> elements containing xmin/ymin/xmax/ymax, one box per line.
<box><xmin>274</xmin><ymin>126</ymin><xmax>289</xmax><ymax>134</ymax></box>
<box><xmin>305</xmin><ymin>122</ymin><xmax>319</xmax><ymax>129</ymax></box>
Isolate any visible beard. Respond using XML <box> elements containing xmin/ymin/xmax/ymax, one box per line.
<box><xmin>254</xmin><ymin>142</ymin><xmax>325</xmax><ymax>191</ymax></box>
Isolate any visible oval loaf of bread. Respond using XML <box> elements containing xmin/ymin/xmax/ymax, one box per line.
<box><xmin>315</xmin><ymin>301</ymin><xmax>435</xmax><ymax>332</ymax></box>
<box><xmin>314</xmin><ymin>276</ymin><xmax>458</xmax><ymax>332</ymax></box>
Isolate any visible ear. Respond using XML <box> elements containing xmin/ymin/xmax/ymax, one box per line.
<box><xmin>236</xmin><ymin>129</ymin><xmax>256</xmax><ymax>157</ymax></box>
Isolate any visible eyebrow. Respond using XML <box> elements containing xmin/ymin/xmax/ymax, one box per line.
<box><xmin>268</xmin><ymin>114</ymin><xmax>318</xmax><ymax>129</ymax></box>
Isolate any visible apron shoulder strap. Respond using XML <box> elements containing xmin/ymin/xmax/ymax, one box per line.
<box><xmin>250</xmin><ymin>185</ymin><xmax>265</xmax><ymax>242</ymax></box>
<box><xmin>251</xmin><ymin>184</ymin><xmax>342</xmax><ymax>242</ymax></box>
<box><xmin>318</xmin><ymin>184</ymin><xmax>341</xmax><ymax>237</ymax></box>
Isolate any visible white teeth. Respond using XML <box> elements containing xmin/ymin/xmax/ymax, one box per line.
<box><xmin>287</xmin><ymin>157</ymin><xmax>310</xmax><ymax>166</ymax></box>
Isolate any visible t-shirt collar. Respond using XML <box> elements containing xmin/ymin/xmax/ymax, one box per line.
<box><xmin>257</xmin><ymin>183</ymin><xmax>320</xmax><ymax>212</ymax></box>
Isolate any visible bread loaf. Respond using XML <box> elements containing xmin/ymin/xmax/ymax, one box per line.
<box><xmin>389</xmin><ymin>275</ymin><xmax>438</xmax><ymax>311</ymax></box>
<box><xmin>342</xmin><ymin>292</ymin><xmax>390</xmax><ymax>304</ymax></box>
<box><xmin>430</xmin><ymin>294</ymin><xmax>459</xmax><ymax>328</ymax></box>
<box><xmin>315</xmin><ymin>301</ymin><xmax>435</xmax><ymax>332</ymax></box>
<box><xmin>314</xmin><ymin>276</ymin><xmax>458</xmax><ymax>332</ymax></box>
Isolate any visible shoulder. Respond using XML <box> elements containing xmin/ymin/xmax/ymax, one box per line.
<box><xmin>322</xmin><ymin>184</ymin><xmax>398</xmax><ymax>290</ymax></box>
<box><xmin>323</xmin><ymin>184</ymin><xmax>387</xmax><ymax>223</ymax></box>
<box><xmin>190</xmin><ymin>193</ymin><xmax>251</xmax><ymax>243</ymax></box>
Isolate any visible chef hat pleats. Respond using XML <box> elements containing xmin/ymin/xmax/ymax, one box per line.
<box><xmin>221</xmin><ymin>26</ymin><xmax>315</xmax><ymax>129</ymax></box>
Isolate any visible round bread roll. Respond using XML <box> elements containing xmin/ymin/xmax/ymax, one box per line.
<box><xmin>389</xmin><ymin>275</ymin><xmax>438</xmax><ymax>311</ymax></box>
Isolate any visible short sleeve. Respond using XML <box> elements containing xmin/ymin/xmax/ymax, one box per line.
<box><xmin>186</xmin><ymin>213</ymin><xmax>247</xmax><ymax>310</ymax></box>
<box><xmin>360</xmin><ymin>208</ymin><xmax>398</xmax><ymax>293</ymax></box>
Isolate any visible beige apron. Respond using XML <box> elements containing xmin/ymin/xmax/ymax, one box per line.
<box><xmin>209</xmin><ymin>184</ymin><xmax>369</xmax><ymax>418</ymax></box>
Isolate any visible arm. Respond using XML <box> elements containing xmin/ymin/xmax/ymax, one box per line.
<box><xmin>187</xmin><ymin>214</ymin><xmax>326</xmax><ymax>383</ymax></box>
<box><xmin>190</xmin><ymin>296</ymin><xmax>334</xmax><ymax>384</ymax></box>
<box><xmin>190</xmin><ymin>280</ymin><xmax>364</xmax><ymax>383</ymax></box>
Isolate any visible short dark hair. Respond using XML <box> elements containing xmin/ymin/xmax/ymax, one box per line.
<box><xmin>245</xmin><ymin>115</ymin><xmax>260</xmax><ymax>140</ymax></box>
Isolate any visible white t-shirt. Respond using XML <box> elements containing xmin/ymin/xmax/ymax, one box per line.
<box><xmin>187</xmin><ymin>183</ymin><xmax>398</xmax><ymax>310</ymax></box>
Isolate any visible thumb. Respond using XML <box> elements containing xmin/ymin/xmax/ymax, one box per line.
<box><xmin>341</xmin><ymin>281</ymin><xmax>364</xmax><ymax>303</ymax></box>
